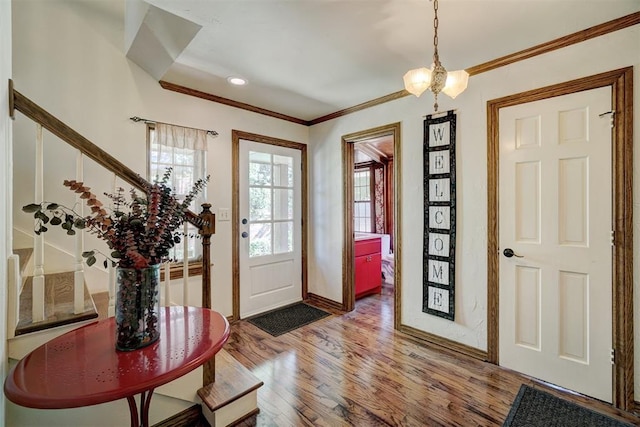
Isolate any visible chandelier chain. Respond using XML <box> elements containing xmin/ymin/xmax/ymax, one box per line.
<box><xmin>433</xmin><ymin>0</ymin><xmax>439</xmax><ymax>64</ymax></box>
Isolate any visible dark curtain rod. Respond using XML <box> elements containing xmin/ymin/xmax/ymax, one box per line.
<box><xmin>129</xmin><ymin>116</ymin><xmax>219</xmax><ymax>137</ymax></box>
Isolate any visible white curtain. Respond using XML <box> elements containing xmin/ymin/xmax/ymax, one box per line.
<box><xmin>150</xmin><ymin>123</ymin><xmax>209</xmax><ymax>261</ymax></box>
<box><xmin>151</xmin><ymin>123</ymin><xmax>208</xmax><ymax>198</ymax></box>
<box><xmin>154</xmin><ymin>123</ymin><xmax>208</xmax><ymax>151</ymax></box>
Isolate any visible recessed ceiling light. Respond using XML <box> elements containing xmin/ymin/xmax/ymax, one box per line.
<box><xmin>227</xmin><ymin>76</ymin><xmax>247</xmax><ymax>86</ymax></box>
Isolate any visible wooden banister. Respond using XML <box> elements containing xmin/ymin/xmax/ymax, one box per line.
<box><xmin>12</xmin><ymin>88</ymin><xmax>148</xmax><ymax>191</ymax></box>
<box><xmin>10</xmin><ymin>82</ymin><xmax>202</xmax><ymax>226</ymax></box>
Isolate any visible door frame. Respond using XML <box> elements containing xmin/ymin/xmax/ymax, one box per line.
<box><xmin>487</xmin><ymin>67</ymin><xmax>634</xmax><ymax>410</ymax></box>
<box><xmin>231</xmin><ymin>130</ymin><xmax>308</xmax><ymax>321</ymax></box>
<box><xmin>342</xmin><ymin>122</ymin><xmax>401</xmax><ymax>328</ymax></box>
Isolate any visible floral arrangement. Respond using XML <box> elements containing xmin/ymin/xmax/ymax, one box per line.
<box><xmin>23</xmin><ymin>168</ymin><xmax>209</xmax><ymax>269</ymax></box>
<box><xmin>23</xmin><ymin>168</ymin><xmax>209</xmax><ymax>350</ymax></box>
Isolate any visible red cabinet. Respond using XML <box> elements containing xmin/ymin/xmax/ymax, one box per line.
<box><xmin>355</xmin><ymin>236</ymin><xmax>382</xmax><ymax>299</ymax></box>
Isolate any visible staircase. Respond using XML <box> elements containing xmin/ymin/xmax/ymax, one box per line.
<box><xmin>7</xmin><ymin>82</ymin><xmax>263</xmax><ymax>426</ymax></box>
<box><xmin>8</xmin><ymin>247</ymin><xmax>99</xmax><ymax>360</ymax></box>
<box><xmin>16</xmin><ymin>270</ymin><xmax>97</xmax><ymax>336</ymax></box>
<box><xmin>155</xmin><ymin>350</ymin><xmax>265</xmax><ymax>426</ymax></box>
<box><xmin>198</xmin><ymin>349</ymin><xmax>264</xmax><ymax>426</ymax></box>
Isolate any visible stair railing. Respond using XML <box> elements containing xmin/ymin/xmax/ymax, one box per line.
<box><xmin>32</xmin><ymin>123</ymin><xmax>45</xmax><ymax>322</ymax></box>
<box><xmin>8</xmin><ymin>80</ymin><xmax>216</xmax><ymax>380</ymax></box>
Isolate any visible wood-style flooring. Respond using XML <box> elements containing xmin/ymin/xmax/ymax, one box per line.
<box><xmin>224</xmin><ymin>283</ymin><xmax>640</xmax><ymax>426</ymax></box>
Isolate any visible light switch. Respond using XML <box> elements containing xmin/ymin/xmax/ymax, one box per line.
<box><xmin>218</xmin><ymin>208</ymin><xmax>230</xmax><ymax>221</ymax></box>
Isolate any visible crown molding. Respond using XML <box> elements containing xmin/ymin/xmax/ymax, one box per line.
<box><xmin>158</xmin><ymin>80</ymin><xmax>309</xmax><ymax>126</ymax></box>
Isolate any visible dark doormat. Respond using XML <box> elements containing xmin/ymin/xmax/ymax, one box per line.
<box><xmin>247</xmin><ymin>302</ymin><xmax>330</xmax><ymax>337</ymax></box>
<box><xmin>503</xmin><ymin>385</ymin><xmax>634</xmax><ymax>427</ymax></box>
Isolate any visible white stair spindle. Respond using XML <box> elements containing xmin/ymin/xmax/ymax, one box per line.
<box><xmin>107</xmin><ymin>172</ymin><xmax>117</xmax><ymax>317</ymax></box>
<box><xmin>182</xmin><ymin>222</ymin><xmax>189</xmax><ymax>305</ymax></box>
<box><xmin>164</xmin><ymin>262</ymin><xmax>171</xmax><ymax>306</ymax></box>
<box><xmin>32</xmin><ymin>124</ymin><xmax>45</xmax><ymax>323</ymax></box>
<box><xmin>108</xmin><ymin>262</ymin><xmax>116</xmax><ymax>317</ymax></box>
<box><xmin>74</xmin><ymin>150</ymin><xmax>85</xmax><ymax>314</ymax></box>
<box><xmin>7</xmin><ymin>254</ymin><xmax>20</xmax><ymax>339</ymax></box>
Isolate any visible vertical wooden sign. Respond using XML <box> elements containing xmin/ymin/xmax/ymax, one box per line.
<box><xmin>423</xmin><ymin>111</ymin><xmax>456</xmax><ymax>320</ymax></box>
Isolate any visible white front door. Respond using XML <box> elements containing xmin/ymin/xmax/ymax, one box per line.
<box><xmin>239</xmin><ymin>139</ymin><xmax>302</xmax><ymax>318</ymax></box>
<box><xmin>499</xmin><ymin>87</ymin><xmax>613</xmax><ymax>402</ymax></box>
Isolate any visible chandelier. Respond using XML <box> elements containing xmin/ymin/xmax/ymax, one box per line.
<box><xmin>403</xmin><ymin>0</ymin><xmax>469</xmax><ymax>111</ymax></box>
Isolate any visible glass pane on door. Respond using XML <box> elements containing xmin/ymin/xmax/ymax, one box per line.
<box><xmin>250</xmin><ymin>188</ymin><xmax>271</xmax><ymax>221</ymax></box>
<box><xmin>248</xmin><ymin>150</ymin><xmax>296</xmax><ymax>258</ymax></box>
<box><xmin>274</xmin><ymin>221</ymin><xmax>293</xmax><ymax>254</ymax></box>
<box><xmin>249</xmin><ymin>223</ymin><xmax>272</xmax><ymax>257</ymax></box>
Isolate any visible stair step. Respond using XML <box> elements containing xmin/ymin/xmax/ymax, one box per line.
<box><xmin>91</xmin><ymin>291</ymin><xmax>110</xmax><ymax>320</ymax></box>
<box><xmin>198</xmin><ymin>349</ymin><xmax>263</xmax><ymax>424</ymax></box>
<box><xmin>14</xmin><ymin>248</ymin><xmax>33</xmax><ymax>275</ymax></box>
<box><xmin>15</xmin><ymin>271</ymin><xmax>98</xmax><ymax>336</ymax></box>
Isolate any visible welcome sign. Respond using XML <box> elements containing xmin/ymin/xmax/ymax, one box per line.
<box><xmin>423</xmin><ymin>111</ymin><xmax>456</xmax><ymax>321</ymax></box>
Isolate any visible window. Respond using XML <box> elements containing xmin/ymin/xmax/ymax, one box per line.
<box><xmin>248</xmin><ymin>150</ymin><xmax>295</xmax><ymax>258</ymax></box>
<box><xmin>148</xmin><ymin>124</ymin><xmax>207</xmax><ymax>262</ymax></box>
<box><xmin>354</xmin><ymin>169</ymin><xmax>372</xmax><ymax>232</ymax></box>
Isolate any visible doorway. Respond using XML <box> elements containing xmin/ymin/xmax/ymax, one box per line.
<box><xmin>232</xmin><ymin>130</ymin><xmax>308</xmax><ymax>320</ymax></box>
<box><xmin>487</xmin><ymin>68</ymin><xmax>634</xmax><ymax>409</ymax></box>
<box><xmin>342</xmin><ymin>122</ymin><xmax>401</xmax><ymax>328</ymax></box>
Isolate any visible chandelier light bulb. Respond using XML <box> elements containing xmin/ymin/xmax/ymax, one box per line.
<box><xmin>403</xmin><ymin>67</ymin><xmax>432</xmax><ymax>97</ymax></box>
<box><xmin>442</xmin><ymin>70</ymin><xmax>470</xmax><ymax>99</ymax></box>
<box><xmin>402</xmin><ymin>0</ymin><xmax>469</xmax><ymax>110</ymax></box>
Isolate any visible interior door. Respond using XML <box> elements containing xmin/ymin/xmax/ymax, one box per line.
<box><xmin>239</xmin><ymin>139</ymin><xmax>302</xmax><ymax>318</ymax></box>
<box><xmin>498</xmin><ymin>87</ymin><xmax>613</xmax><ymax>402</ymax></box>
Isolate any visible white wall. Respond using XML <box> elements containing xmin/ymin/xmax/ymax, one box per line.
<box><xmin>1</xmin><ymin>0</ymin><xmax>12</xmax><ymax>422</ymax></box>
<box><xmin>308</xmin><ymin>26</ymin><xmax>640</xmax><ymax>368</ymax></box>
<box><xmin>11</xmin><ymin>0</ymin><xmax>309</xmax><ymax>319</ymax></box>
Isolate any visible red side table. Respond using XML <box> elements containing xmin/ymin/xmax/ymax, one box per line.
<box><xmin>4</xmin><ymin>306</ymin><xmax>230</xmax><ymax>427</ymax></box>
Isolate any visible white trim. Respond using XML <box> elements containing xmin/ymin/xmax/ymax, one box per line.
<box><xmin>1</xmin><ymin>0</ymin><xmax>12</xmax><ymax>420</ymax></box>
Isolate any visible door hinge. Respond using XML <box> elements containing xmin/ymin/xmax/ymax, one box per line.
<box><xmin>610</xmin><ymin>348</ymin><xmax>615</xmax><ymax>365</ymax></box>
<box><xmin>611</xmin><ymin>230</ymin><xmax>615</xmax><ymax>247</ymax></box>
<box><xmin>599</xmin><ymin>110</ymin><xmax>615</xmax><ymax>128</ymax></box>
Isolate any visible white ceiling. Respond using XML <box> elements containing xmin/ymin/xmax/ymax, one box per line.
<box><xmin>136</xmin><ymin>0</ymin><xmax>640</xmax><ymax>121</ymax></box>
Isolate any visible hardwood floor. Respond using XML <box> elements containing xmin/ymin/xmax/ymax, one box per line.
<box><xmin>225</xmin><ymin>283</ymin><xmax>640</xmax><ymax>426</ymax></box>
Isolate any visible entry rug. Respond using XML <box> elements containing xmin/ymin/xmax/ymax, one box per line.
<box><xmin>247</xmin><ymin>302</ymin><xmax>330</xmax><ymax>337</ymax></box>
<box><xmin>503</xmin><ymin>385</ymin><xmax>634</xmax><ymax>427</ymax></box>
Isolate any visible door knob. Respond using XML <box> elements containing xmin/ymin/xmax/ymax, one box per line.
<box><xmin>503</xmin><ymin>248</ymin><xmax>523</xmax><ymax>258</ymax></box>
<box><xmin>241</xmin><ymin>231</ymin><xmax>248</xmax><ymax>238</ymax></box>
<box><xmin>242</xmin><ymin>218</ymin><xmax>248</xmax><ymax>225</ymax></box>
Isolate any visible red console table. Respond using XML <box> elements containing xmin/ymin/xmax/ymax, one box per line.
<box><xmin>4</xmin><ymin>306</ymin><xmax>230</xmax><ymax>427</ymax></box>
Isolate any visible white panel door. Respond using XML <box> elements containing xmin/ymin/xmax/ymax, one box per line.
<box><xmin>499</xmin><ymin>87</ymin><xmax>612</xmax><ymax>402</ymax></box>
<box><xmin>239</xmin><ymin>140</ymin><xmax>302</xmax><ymax>318</ymax></box>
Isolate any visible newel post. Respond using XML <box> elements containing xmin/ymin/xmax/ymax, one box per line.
<box><xmin>198</xmin><ymin>203</ymin><xmax>216</xmax><ymax>309</ymax></box>
<box><xmin>198</xmin><ymin>203</ymin><xmax>216</xmax><ymax>385</ymax></box>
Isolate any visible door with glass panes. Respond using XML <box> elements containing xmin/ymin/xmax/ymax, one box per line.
<box><xmin>239</xmin><ymin>139</ymin><xmax>302</xmax><ymax>318</ymax></box>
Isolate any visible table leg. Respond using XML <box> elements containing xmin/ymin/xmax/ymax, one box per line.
<box><xmin>126</xmin><ymin>389</ymin><xmax>155</xmax><ymax>427</ymax></box>
<box><xmin>141</xmin><ymin>389</ymin><xmax>155</xmax><ymax>427</ymax></box>
<box><xmin>126</xmin><ymin>396</ymin><xmax>140</xmax><ymax>427</ymax></box>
